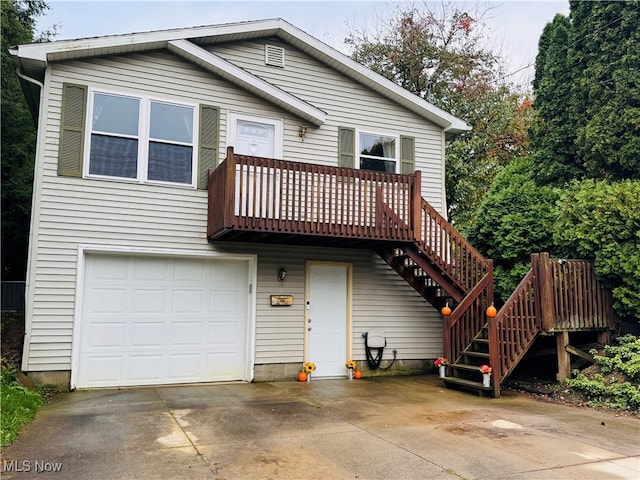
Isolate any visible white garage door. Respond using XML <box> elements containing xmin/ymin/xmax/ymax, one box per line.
<box><xmin>76</xmin><ymin>254</ymin><xmax>249</xmax><ymax>388</ymax></box>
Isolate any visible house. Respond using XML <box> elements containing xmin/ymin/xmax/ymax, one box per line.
<box><xmin>11</xmin><ymin>18</ymin><xmax>614</xmax><ymax>394</ymax></box>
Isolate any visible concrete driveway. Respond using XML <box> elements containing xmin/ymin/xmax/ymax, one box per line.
<box><xmin>1</xmin><ymin>376</ymin><xmax>638</xmax><ymax>479</ymax></box>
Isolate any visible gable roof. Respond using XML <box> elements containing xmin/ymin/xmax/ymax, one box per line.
<box><xmin>10</xmin><ymin>18</ymin><xmax>470</xmax><ymax>134</ymax></box>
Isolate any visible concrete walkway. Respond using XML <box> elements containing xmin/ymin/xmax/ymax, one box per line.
<box><xmin>1</xmin><ymin>376</ymin><xmax>638</xmax><ymax>479</ymax></box>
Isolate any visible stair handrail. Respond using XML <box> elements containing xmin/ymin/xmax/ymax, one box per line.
<box><xmin>417</xmin><ymin>198</ymin><xmax>490</xmax><ymax>292</ymax></box>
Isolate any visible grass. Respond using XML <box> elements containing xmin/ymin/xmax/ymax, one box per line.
<box><xmin>1</xmin><ymin>359</ymin><xmax>44</xmax><ymax>448</ymax></box>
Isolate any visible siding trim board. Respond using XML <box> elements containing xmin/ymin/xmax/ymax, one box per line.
<box><xmin>70</xmin><ymin>244</ymin><xmax>258</xmax><ymax>389</ymax></box>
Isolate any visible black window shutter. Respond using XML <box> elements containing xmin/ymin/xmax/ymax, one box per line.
<box><xmin>58</xmin><ymin>83</ymin><xmax>88</xmax><ymax>177</ymax></box>
<box><xmin>338</xmin><ymin>127</ymin><xmax>355</xmax><ymax>168</ymax></box>
<box><xmin>198</xmin><ymin>105</ymin><xmax>219</xmax><ymax>189</ymax></box>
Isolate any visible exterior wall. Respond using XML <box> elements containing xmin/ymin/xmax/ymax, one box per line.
<box><xmin>24</xmin><ymin>41</ymin><xmax>446</xmax><ymax>378</ymax></box>
<box><xmin>210</xmin><ymin>38</ymin><xmax>445</xmax><ymax>210</ymax></box>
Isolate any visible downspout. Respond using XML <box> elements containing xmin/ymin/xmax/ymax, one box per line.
<box><xmin>14</xmin><ymin>65</ymin><xmax>44</xmax><ymax>372</ymax></box>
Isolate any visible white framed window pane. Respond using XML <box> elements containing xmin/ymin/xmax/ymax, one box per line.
<box><xmin>235</xmin><ymin>120</ymin><xmax>275</xmax><ymax>157</ymax></box>
<box><xmin>89</xmin><ymin>134</ymin><xmax>138</xmax><ymax>178</ymax></box>
<box><xmin>360</xmin><ymin>134</ymin><xmax>396</xmax><ymax>159</ymax></box>
<box><xmin>147</xmin><ymin>142</ymin><xmax>193</xmax><ymax>184</ymax></box>
<box><xmin>150</xmin><ymin>102</ymin><xmax>193</xmax><ymax>144</ymax></box>
<box><xmin>360</xmin><ymin>157</ymin><xmax>396</xmax><ymax>173</ymax></box>
<box><xmin>92</xmin><ymin>93</ymin><xmax>139</xmax><ymax>136</ymax></box>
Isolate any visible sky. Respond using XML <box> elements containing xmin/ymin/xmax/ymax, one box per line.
<box><xmin>35</xmin><ymin>0</ymin><xmax>570</xmax><ymax>87</ymax></box>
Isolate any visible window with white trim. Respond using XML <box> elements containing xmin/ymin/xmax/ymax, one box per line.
<box><xmin>358</xmin><ymin>132</ymin><xmax>398</xmax><ymax>173</ymax></box>
<box><xmin>87</xmin><ymin>91</ymin><xmax>197</xmax><ymax>185</ymax></box>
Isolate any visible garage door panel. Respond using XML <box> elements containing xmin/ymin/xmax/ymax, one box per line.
<box><xmin>83</xmin><ymin>356</ymin><xmax>123</xmax><ymax>384</ymax></box>
<box><xmin>77</xmin><ymin>254</ymin><xmax>250</xmax><ymax>388</ymax></box>
<box><xmin>173</xmin><ymin>290</ymin><xmax>204</xmax><ymax>313</ymax></box>
<box><xmin>134</xmin><ymin>257</ymin><xmax>167</xmax><ymax>281</ymax></box>
<box><xmin>168</xmin><ymin>353</ymin><xmax>201</xmax><ymax>380</ymax></box>
<box><xmin>91</xmin><ymin>256</ymin><xmax>128</xmax><ymax>280</ymax></box>
<box><xmin>131</xmin><ymin>322</ymin><xmax>164</xmax><ymax>347</ymax></box>
<box><xmin>211</xmin><ymin>291</ymin><xmax>245</xmax><ymax>312</ymax></box>
<box><xmin>91</xmin><ymin>288</ymin><xmax>127</xmax><ymax>313</ymax></box>
<box><xmin>129</xmin><ymin>355</ymin><xmax>163</xmax><ymax>381</ymax></box>
<box><xmin>209</xmin><ymin>321</ymin><xmax>241</xmax><ymax>345</ymax></box>
<box><xmin>174</xmin><ymin>260</ymin><xmax>205</xmax><ymax>281</ymax></box>
<box><xmin>170</xmin><ymin>322</ymin><xmax>202</xmax><ymax>346</ymax></box>
<box><xmin>89</xmin><ymin>323</ymin><xmax>125</xmax><ymax>348</ymax></box>
<box><xmin>133</xmin><ymin>289</ymin><xmax>166</xmax><ymax>313</ymax></box>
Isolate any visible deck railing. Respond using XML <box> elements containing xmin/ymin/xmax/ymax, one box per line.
<box><xmin>488</xmin><ymin>252</ymin><xmax>616</xmax><ymax>394</ymax></box>
<box><xmin>488</xmin><ymin>266</ymin><xmax>538</xmax><ymax>396</ymax></box>
<box><xmin>417</xmin><ymin>199</ymin><xmax>490</xmax><ymax>292</ymax></box>
<box><xmin>208</xmin><ymin>148</ymin><xmax>421</xmax><ymax>242</ymax></box>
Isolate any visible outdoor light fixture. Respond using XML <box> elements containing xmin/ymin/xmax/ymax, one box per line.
<box><xmin>298</xmin><ymin>125</ymin><xmax>308</xmax><ymax>141</ymax></box>
<box><xmin>278</xmin><ymin>267</ymin><xmax>287</xmax><ymax>282</ymax></box>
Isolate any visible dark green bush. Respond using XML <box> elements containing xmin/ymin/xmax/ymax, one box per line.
<box><xmin>555</xmin><ymin>179</ymin><xmax>640</xmax><ymax>321</ymax></box>
<box><xmin>566</xmin><ymin>335</ymin><xmax>640</xmax><ymax>411</ymax></box>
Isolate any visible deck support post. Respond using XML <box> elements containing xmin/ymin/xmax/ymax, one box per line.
<box><xmin>597</xmin><ymin>330</ymin><xmax>610</xmax><ymax>346</ymax></box>
<box><xmin>556</xmin><ymin>331</ymin><xmax>571</xmax><ymax>382</ymax></box>
<box><xmin>536</xmin><ymin>253</ymin><xmax>555</xmax><ymax>331</ymax></box>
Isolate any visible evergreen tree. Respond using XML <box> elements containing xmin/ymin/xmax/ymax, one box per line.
<box><xmin>531</xmin><ymin>1</ymin><xmax>640</xmax><ymax>185</ymax></box>
<box><xmin>570</xmin><ymin>1</ymin><xmax>640</xmax><ymax>180</ymax></box>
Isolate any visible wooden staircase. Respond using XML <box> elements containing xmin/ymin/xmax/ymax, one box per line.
<box><xmin>373</xmin><ymin>175</ymin><xmax>615</xmax><ymax>398</ymax></box>
<box><xmin>206</xmin><ymin>153</ymin><xmax>615</xmax><ymax>398</ymax></box>
<box><xmin>443</xmin><ymin>325</ymin><xmax>493</xmax><ymax>396</ymax></box>
<box><xmin>376</xmin><ymin>196</ymin><xmax>497</xmax><ymax>396</ymax></box>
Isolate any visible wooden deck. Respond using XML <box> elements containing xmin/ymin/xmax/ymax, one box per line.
<box><xmin>208</xmin><ymin>148</ymin><xmax>421</xmax><ymax>247</ymax></box>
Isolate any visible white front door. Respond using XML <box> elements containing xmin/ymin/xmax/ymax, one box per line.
<box><xmin>228</xmin><ymin>112</ymin><xmax>282</xmax><ymax>159</ymax></box>
<box><xmin>307</xmin><ymin>264</ymin><xmax>349</xmax><ymax>377</ymax></box>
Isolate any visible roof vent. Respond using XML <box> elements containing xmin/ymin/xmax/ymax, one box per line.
<box><xmin>265</xmin><ymin>45</ymin><xmax>285</xmax><ymax>68</ymax></box>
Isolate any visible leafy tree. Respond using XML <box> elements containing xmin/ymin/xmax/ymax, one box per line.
<box><xmin>345</xmin><ymin>2</ymin><xmax>532</xmax><ymax>231</ymax></box>
<box><xmin>554</xmin><ymin>179</ymin><xmax>640</xmax><ymax>321</ymax></box>
<box><xmin>466</xmin><ymin>157</ymin><xmax>560</xmax><ymax>302</ymax></box>
<box><xmin>1</xmin><ymin>0</ymin><xmax>51</xmax><ymax>280</ymax></box>
<box><xmin>531</xmin><ymin>1</ymin><xmax>640</xmax><ymax>185</ymax></box>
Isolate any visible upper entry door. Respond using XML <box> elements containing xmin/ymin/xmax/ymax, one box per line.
<box><xmin>229</xmin><ymin>113</ymin><xmax>282</xmax><ymax>159</ymax></box>
<box><xmin>307</xmin><ymin>264</ymin><xmax>348</xmax><ymax>377</ymax></box>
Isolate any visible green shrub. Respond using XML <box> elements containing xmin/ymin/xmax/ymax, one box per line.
<box><xmin>0</xmin><ymin>359</ymin><xmax>43</xmax><ymax>448</ymax></box>
<box><xmin>566</xmin><ymin>335</ymin><xmax>640</xmax><ymax>411</ymax></box>
<box><xmin>555</xmin><ymin>179</ymin><xmax>640</xmax><ymax>321</ymax></box>
<box><xmin>466</xmin><ymin>157</ymin><xmax>560</xmax><ymax>302</ymax></box>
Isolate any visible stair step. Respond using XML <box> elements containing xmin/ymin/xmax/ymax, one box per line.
<box><xmin>442</xmin><ymin>377</ymin><xmax>492</xmax><ymax>393</ymax></box>
<box><xmin>472</xmin><ymin>338</ymin><xmax>489</xmax><ymax>345</ymax></box>
<box><xmin>450</xmin><ymin>363</ymin><xmax>485</xmax><ymax>373</ymax></box>
<box><xmin>462</xmin><ymin>351</ymin><xmax>489</xmax><ymax>359</ymax></box>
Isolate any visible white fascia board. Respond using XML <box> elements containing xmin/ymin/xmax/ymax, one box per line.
<box><xmin>10</xmin><ymin>19</ymin><xmax>283</xmax><ymax>62</ymax></box>
<box><xmin>167</xmin><ymin>39</ymin><xmax>325</xmax><ymax>126</ymax></box>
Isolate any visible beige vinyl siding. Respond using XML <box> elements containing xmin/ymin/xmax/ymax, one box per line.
<box><xmin>224</xmin><ymin>243</ymin><xmax>442</xmax><ymax>364</ymax></box>
<box><xmin>210</xmin><ymin>39</ymin><xmax>445</xmax><ymax>211</ymax></box>
<box><xmin>26</xmin><ymin>44</ymin><xmax>446</xmax><ymax>372</ymax></box>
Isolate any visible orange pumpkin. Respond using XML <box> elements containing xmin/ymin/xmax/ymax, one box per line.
<box><xmin>298</xmin><ymin>371</ymin><xmax>307</xmax><ymax>382</ymax></box>
<box><xmin>354</xmin><ymin>370</ymin><xmax>362</xmax><ymax>379</ymax></box>
<box><xmin>440</xmin><ymin>304</ymin><xmax>452</xmax><ymax>316</ymax></box>
<box><xmin>486</xmin><ymin>303</ymin><xmax>497</xmax><ymax>318</ymax></box>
